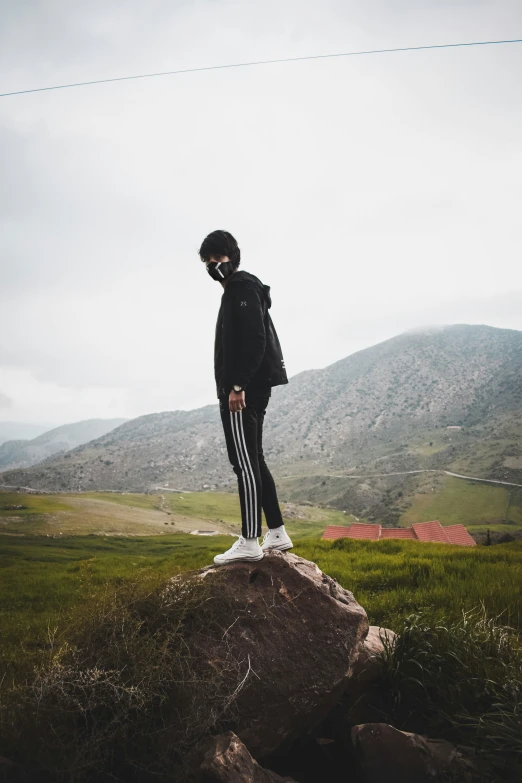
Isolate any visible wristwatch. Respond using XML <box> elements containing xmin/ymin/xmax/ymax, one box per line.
<box><xmin>232</xmin><ymin>384</ymin><xmax>244</xmax><ymax>393</ymax></box>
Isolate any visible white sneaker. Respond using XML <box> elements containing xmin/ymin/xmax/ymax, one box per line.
<box><xmin>261</xmin><ymin>525</ymin><xmax>293</xmax><ymax>552</ymax></box>
<box><xmin>213</xmin><ymin>535</ymin><xmax>264</xmax><ymax>565</ymax></box>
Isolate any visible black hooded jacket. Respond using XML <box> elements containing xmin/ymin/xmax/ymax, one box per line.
<box><xmin>214</xmin><ymin>270</ymin><xmax>289</xmax><ymax>398</ymax></box>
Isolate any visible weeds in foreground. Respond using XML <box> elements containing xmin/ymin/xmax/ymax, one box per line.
<box><xmin>379</xmin><ymin>605</ymin><xmax>522</xmax><ymax>781</ymax></box>
<box><xmin>0</xmin><ymin>565</ymin><xmax>252</xmax><ymax>782</ymax></box>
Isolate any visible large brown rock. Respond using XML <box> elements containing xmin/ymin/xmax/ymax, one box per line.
<box><xmin>199</xmin><ymin>731</ymin><xmax>298</xmax><ymax>782</ymax></box>
<box><xmin>351</xmin><ymin>723</ymin><xmax>477</xmax><ymax>783</ymax></box>
<box><xmin>168</xmin><ymin>550</ymin><xmax>368</xmax><ymax>761</ymax></box>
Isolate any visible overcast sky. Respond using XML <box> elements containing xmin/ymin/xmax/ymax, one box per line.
<box><xmin>1</xmin><ymin>0</ymin><xmax>521</xmax><ymax>427</ymax></box>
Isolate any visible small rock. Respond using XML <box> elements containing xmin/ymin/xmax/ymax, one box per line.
<box><xmin>351</xmin><ymin>722</ymin><xmax>477</xmax><ymax>783</ymax></box>
<box><xmin>351</xmin><ymin>626</ymin><xmax>397</xmax><ymax>685</ymax></box>
<box><xmin>199</xmin><ymin>731</ymin><xmax>298</xmax><ymax>782</ymax></box>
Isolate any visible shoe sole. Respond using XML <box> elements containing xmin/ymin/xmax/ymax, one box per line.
<box><xmin>213</xmin><ymin>552</ymin><xmax>264</xmax><ymax>564</ymax></box>
<box><xmin>261</xmin><ymin>542</ymin><xmax>293</xmax><ymax>552</ymax></box>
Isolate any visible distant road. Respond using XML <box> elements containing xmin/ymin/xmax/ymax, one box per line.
<box><xmin>280</xmin><ymin>469</ymin><xmax>522</xmax><ymax>489</ymax></box>
<box><xmin>0</xmin><ymin>484</ymin><xmax>194</xmax><ymax>494</ymax></box>
<box><xmin>442</xmin><ymin>471</ymin><xmax>522</xmax><ymax>488</ymax></box>
<box><xmin>153</xmin><ymin>487</ymin><xmax>192</xmax><ymax>493</ymax></box>
<box><xmin>2</xmin><ymin>471</ymin><xmax>521</xmax><ymax>495</ymax></box>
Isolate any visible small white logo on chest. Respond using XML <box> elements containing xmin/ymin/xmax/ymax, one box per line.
<box><xmin>240</xmin><ymin>301</ymin><xmax>247</xmax><ymax>306</ymax></box>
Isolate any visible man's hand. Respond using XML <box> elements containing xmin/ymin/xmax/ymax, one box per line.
<box><xmin>229</xmin><ymin>389</ymin><xmax>246</xmax><ymax>412</ymax></box>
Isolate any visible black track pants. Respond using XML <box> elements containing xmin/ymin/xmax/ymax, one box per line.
<box><xmin>218</xmin><ymin>389</ymin><xmax>284</xmax><ymax>538</ymax></box>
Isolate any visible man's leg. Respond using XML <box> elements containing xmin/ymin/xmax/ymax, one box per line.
<box><xmin>219</xmin><ymin>393</ymin><xmax>262</xmax><ymax>538</ymax></box>
<box><xmin>252</xmin><ymin>392</ymin><xmax>285</xmax><ymax>530</ymax></box>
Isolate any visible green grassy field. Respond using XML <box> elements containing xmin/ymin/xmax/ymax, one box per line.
<box><xmin>400</xmin><ymin>476</ymin><xmax>522</xmax><ymax>529</ymax></box>
<box><xmin>0</xmin><ymin>489</ymin><xmax>352</xmax><ymax>537</ymax></box>
<box><xmin>1</xmin><ymin>490</ymin><xmax>521</xmax><ymax>783</ymax></box>
<box><xmin>0</xmin><ymin>488</ymin><xmax>352</xmax><ymax>681</ymax></box>
<box><xmin>1</xmin><ymin>528</ymin><xmax>520</xmax><ymax>685</ymax></box>
<box><xmin>0</xmin><ymin>492</ymin><xmax>73</xmax><ymax>516</ymax></box>
<box><xmin>1</xmin><ymin>487</ymin><xmax>521</xmax><ymax>686</ymax></box>
<box><xmin>1</xmin><ymin>530</ymin><xmax>520</xmax><ymax>782</ymax></box>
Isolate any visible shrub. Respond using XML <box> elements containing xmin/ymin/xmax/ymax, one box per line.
<box><xmin>0</xmin><ymin>567</ymin><xmax>249</xmax><ymax>782</ymax></box>
<box><xmin>379</xmin><ymin>605</ymin><xmax>522</xmax><ymax>781</ymax></box>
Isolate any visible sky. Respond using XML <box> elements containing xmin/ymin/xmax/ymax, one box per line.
<box><xmin>1</xmin><ymin>0</ymin><xmax>521</xmax><ymax>427</ymax></box>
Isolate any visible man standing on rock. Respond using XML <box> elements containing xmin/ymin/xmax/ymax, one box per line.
<box><xmin>199</xmin><ymin>229</ymin><xmax>293</xmax><ymax>564</ymax></box>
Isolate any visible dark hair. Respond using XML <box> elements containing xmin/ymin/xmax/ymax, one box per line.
<box><xmin>198</xmin><ymin>230</ymin><xmax>241</xmax><ymax>269</ymax></box>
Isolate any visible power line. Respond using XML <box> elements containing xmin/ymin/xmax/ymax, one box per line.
<box><xmin>1</xmin><ymin>37</ymin><xmax>521</xmax><ymax>98</ymax></box>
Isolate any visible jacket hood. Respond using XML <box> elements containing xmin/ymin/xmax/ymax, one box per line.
<box><xmin>227</xmin><ymin>270</ymin><xmax>272</xmax><ymax>309</ymax></box>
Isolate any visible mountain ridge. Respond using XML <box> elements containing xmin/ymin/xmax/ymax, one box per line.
<box><xmin>1</xmin><ymin>325</ymin><xmax>521</xmax><ymax>516</ymax></box>
<box><xmin>0</xmin><ymin>418</ymin><xmax>128</xmax><ymax>472</ymax></box>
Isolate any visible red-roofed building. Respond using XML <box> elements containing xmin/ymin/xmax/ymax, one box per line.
<box><xmin>444</xmin><ymin>525</ymin><xmax>476</xmax><ymax>547</ymax></box>
<box><xmin>344</xmin><ymin>523</ymin><xmax>382</xmax><ymax>540</ymax></box>
<box><xmin>321</xmin><ymin>525</ymin><xmax>362</xmax><ymax>540</ymax></box>
<box><xmin>380</xmin><ymin>528</ymin><xmax>416</xmax><ymax>539</ymax></box>
<box><xmin>322</xmin><ymin>520</ymin><xmax>476</xmax><ymax>546</ymax></box>
<box><xmin>412</xmin><ymin>521</ymin><xmax>450</xmax><ymax>543</ymax></box>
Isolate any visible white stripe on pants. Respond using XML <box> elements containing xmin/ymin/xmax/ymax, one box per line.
<box><xmin>229</xmin><ymin>409</ymin><xmax>258</xmax><ymax>537</ymax></box>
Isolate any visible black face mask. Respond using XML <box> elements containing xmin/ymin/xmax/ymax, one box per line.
<box><xmin>206</xmin><ymin>260</ymin><xmax>236</xmax><ymax>282</ymax></box>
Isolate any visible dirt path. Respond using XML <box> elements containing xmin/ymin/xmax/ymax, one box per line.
<box><xmin>280</xmin><ymin>469</ymin><xmax>522</xmax><ymax>488</ymax></box>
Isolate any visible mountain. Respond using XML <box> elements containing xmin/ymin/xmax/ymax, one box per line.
<box><xmin>0</xmin><ymin>418</ymin><xmax>128</xmax><ymax>472</ymax></box>
<box><xmin>1</xmin><ymin>325</ymin><xmax>521</xmax><ymax>512</ymax></box>
<box><xmin>0</xmin><ymin>422</ymin><xmax>50</xmax><ymax>446</ymax></box>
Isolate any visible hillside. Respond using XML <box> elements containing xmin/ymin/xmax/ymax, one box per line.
<box><xmin>0</xmin><ymin>418</ymin><xmax>128</xmax><ymax>472</ymax></box>
<box><xmin>1</xmin><ymin>325</ymin><xmax>521</xmax><ymax>523</ymax></box>
<box><xmin>0</xmin><ymin>421</ymin><xmax>49</xmax><ymax>446</ymax></box>
<box><xmin>0</xmin><ymin>489</ymin><xmax>350</xmax><ymax>538</ymax></box>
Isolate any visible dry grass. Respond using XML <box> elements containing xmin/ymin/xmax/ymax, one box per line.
<box><xmin>0</xmin><ymin>492</ymin><xmax>237</xmax><ymax>537</ymax></box>
<box><xmin>0</xmin><ymin>564</ymin><xmax>256</xmax><ymax>782</ymax></box>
